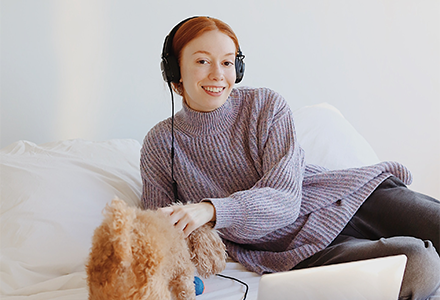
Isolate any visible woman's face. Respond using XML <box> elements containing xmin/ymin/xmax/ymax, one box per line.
<box><xmin>179</xmin><ymin>30</ymin><xmax>237</xmax><ymax>112</ymax></box>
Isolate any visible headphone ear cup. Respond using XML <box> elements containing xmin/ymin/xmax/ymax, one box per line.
<box><xmin>235</xmin><ymin>56</ymin><xmax>245</xmax><ymax>84</ymax></box>
<box><xmin>161</xmin><ymin>55</ymin><xmax>181</xmax><ymax>83</ymax></box>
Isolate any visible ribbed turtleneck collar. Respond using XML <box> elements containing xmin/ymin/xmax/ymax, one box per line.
<box><xmin>174</xmin><ymin>89</ymin><xmax>239</xmax><ymax>136</ymax></box>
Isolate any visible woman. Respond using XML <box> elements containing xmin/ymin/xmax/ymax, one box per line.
<box><xmin>141</xmin><ymin>16</ymin><xmax>440</xmax><ymax>299</ymax></box>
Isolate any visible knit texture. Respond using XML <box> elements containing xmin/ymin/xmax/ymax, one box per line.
<box><xmin>141</xmin><ymin>87</ymin><xmax>412</xmax><ymax>274</ymax></box>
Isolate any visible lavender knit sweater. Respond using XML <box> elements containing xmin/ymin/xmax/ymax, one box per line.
<box><xmin>141</xmin><ymin>87</ymin><xmax>412</xmax><ymax>274</ymax></box>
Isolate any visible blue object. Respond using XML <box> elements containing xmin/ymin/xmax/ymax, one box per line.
<box><xmin>194</xmin><ymin>276</ymin><xmax>204</xmax><ymax>296</ymax></box>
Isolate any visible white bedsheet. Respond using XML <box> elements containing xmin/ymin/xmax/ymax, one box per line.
<box><xmin>1</xmin><ymin>260</ymin><xmax>260</xmax><ymax>300</ymax></box>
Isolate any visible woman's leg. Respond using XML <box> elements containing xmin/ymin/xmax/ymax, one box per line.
<box><xmin>347</xmin><ymin>176</ymin><xmax>440</xmax><ymax>252</ymax></box>
<box><xmin>295</xmin><ymin>177</ymin><xmax>440</xmax><ymax>300</ymax></box>
<box><xmin>295</xmin><ymin>235</ymin><xmax>440</xmax><ymax>300</ymax></box>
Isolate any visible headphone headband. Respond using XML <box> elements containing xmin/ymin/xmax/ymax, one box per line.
<box><xmin>160</xmin><ymin>16</ymin><xmax>245</xmax><ymax>84</ymax></box>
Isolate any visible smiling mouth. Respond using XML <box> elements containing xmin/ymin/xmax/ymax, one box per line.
<box><xmin>202</xmin><ymin>86</ymin><xmax>225</xmax><ymax>93</ymax></box>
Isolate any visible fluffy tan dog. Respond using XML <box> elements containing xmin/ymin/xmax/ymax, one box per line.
<box><xmin>86</xmin><ymin>199</ymin><xmax>227</xmax><ymax>300</ymax></box>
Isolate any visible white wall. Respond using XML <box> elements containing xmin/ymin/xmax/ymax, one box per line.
<box><xmin>1</xmin><ymin>0</ymin><xmax>439</xmax><ymax>199</ymax></box>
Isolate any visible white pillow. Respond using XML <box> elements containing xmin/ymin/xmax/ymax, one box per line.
<box><xmin>0</xmin><ymin>139</ymin><xmax>142</xmax><ymax>295</ymax></box>
<box><xmin>293</xmin><ymin>103</ymin><xmax>380</xmax><ymax>169</ymax></box>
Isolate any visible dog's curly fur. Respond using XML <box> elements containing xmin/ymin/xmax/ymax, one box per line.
<box><xmin>86</xmin><ymin>199</ymin><xmax>227</xmax><ymax>300</ymax></box>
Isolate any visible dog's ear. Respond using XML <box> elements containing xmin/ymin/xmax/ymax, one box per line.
<box><xmin>87</xmin><ymin>222</ymin><xmax>119</xmax><ymax>290</ymax></box>
<box><xmin>187</xmin><ymin>225</ymin><xmax>227</xmax><ymax>278</ymax></box>
<box><xmin>104</xmin><ymin>199</ymin><xmax>135</xmax><ymax>263</ymax></box>
<box><xmin>86</xmin><ymin>200</ymin><xmax>134</xmax><ymax>291</ymax></box>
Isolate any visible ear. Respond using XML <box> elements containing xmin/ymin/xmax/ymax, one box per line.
<box><xmin>103</xmin><ymin>199</ymin><xmax>135</xmax><ymax>263</ymax></box>
<box><xmin>86</xmin><ymin>199</ymin><xmax>134</xmax><ymax>288</ymax></box>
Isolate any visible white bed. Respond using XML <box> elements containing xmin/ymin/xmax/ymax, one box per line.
<box><xmin>1</xmin><ymin>103</ymin><xmax>438</xmax><ymax>300</ymax></box>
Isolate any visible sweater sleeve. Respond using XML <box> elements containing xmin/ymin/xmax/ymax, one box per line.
<box><xmin>208</xmin><ymin>90</ymin><xmax>306</xmax><ymax>243</ymax></box>
<box><xmin>140</xmin><ymin>122</ymin><xmax>175</xmax><ymax>210</ymax></box>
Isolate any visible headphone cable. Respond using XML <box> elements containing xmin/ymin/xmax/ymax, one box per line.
<box><xmin>167</xmin><ymin>82</ymin><xmax>179</xmax><ymax>202</ymax></box>
<box><xmin>216</xmin><ymin>273</ymin><xmax>249</xmax><ymax>300</ymax></box>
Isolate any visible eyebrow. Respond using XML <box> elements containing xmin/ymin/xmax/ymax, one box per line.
<box><xmin>192</xmin><ymin>50</ymin><xmax>235</xmax><ymax>56</ymax></box>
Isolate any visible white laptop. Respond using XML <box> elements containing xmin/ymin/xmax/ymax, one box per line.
<box><xmin>257</xmin><ymin>255</ymin><xmax>407</xmax><ymax>300</ymax></box>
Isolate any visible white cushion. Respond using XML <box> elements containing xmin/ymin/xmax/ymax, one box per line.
<box><xmin>293</xmin><ymin>103</ymin><xmax>380</xmax><ymax>169</ymax></box>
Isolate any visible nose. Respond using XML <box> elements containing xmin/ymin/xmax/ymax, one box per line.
<box><xmin>208</xmin><ymin>63</ymin><xmax>224</xmax><ymax>81</ymax></box>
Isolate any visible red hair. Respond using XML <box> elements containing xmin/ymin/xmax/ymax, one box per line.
<box><xmin>171</xmin><ymin>17</ymin><xmax>240</xmax><ymax>95</ymax></box>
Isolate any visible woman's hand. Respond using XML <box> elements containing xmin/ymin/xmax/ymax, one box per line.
<box><xmin>160</xmin><ymin>202</ymin><xmax>216</xmax><ymax>238</ymax></box>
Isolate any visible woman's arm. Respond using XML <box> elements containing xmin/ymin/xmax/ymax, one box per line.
<box><xmin>210</xmin><ymin>104</ymin><xmax>305</xmax><ymax>242</ymax></box>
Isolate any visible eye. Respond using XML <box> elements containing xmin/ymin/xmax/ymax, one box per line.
<box><xmin>197</xmin><ymin>59</ymin><xmax>209</xmax><ymax>65</ymax></box>
<box><xmin>223</xmin><ymin>61</ymin><xmax>234</xmax><ymax>67</ymax></box>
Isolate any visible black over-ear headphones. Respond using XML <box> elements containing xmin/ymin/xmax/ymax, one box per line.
<box><xmin>160</xmin><ymin>16</ymin><xmax>245</xmax><ymax>84</ymax></box>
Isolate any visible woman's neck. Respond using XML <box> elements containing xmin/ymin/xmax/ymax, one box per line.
<box><xmin>175</xmin><ymin>90</ymin><xmax>239</xmax><ymax>136</ymax></box>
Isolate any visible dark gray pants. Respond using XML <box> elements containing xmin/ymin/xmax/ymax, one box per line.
<box><xmin>294</xmin><ymin>177</ymin><xmax>440</xmax><ymax>300</ymax></box>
